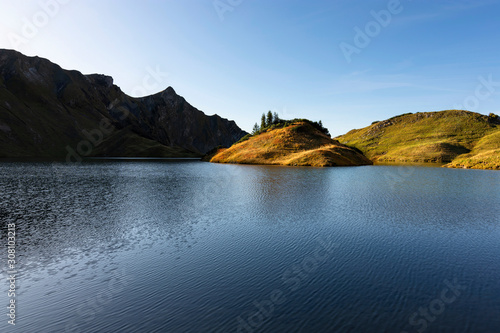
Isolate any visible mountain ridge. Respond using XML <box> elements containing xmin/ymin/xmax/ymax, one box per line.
<box><xmin>0</xmin><ymin>49</ymin><xmax>247</xmax><ymax>159</ymax></box>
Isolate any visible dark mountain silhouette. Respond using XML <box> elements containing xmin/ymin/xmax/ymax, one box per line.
<box><xmin>0</xmin><ymin>49</ymin><xmax>247</xmax><ymax>159</ymax></box>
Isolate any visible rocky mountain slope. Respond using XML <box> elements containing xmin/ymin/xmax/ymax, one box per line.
<box><xmin>336</xmin><ymin>110</ymin><xmax>500</xmax><ymax>169</ymax></box>
<box><xmin>0</xmin><ymin>49</ymin><xmax>246</xmax><ymax>159</ymax></box>
<box><xmin>209</xmin><ymin>120</ymin><xmax>373</xmax><ymax>167</ymax></box>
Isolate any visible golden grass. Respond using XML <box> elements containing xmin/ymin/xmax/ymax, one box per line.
<box><xmin>210</xmin><ymin>122</ymin><xmax>372</xmax><ymax>167</ymax></box>
<box><xmin>337</xmin><ymin>110</ymin><xmax>500</xmax><ymax>170</ymax></box>
<box><xmin>444</xmin><ymin>130</ymin><xmax>500</xmax><ymax>169</ymax></box>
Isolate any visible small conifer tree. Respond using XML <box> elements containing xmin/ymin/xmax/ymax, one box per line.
<box><xmin>252</xmin><ymin>123</ymin><xmax>260</xmax><ymax>134</ymax></box>
<box><xmin>266</xmin><ymin>111</ymin><xmax>273</xmax><ymax>127</ymax></box>
<box><xmin>261</xmin><ymin>113</ymin><xmax>266</xmax><ymax>129</ymax></box>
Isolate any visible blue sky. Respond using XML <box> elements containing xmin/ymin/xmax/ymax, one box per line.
<box><xmin>1</xmin><ymin>0</ymin><xmax>499</xmax><ymax>135</ymax></box>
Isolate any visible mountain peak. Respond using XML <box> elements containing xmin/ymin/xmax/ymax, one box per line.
<box><xmin>86</xmin><ymin>74</ymin><xmax>114</xmax><ymax>88</ymax></box>
<box><xmin>0</xmin><ymin>49</ymin><xmax>247</xmax><ymax>157</ymax></box>
<box><xmin>164</xmin><ymin>86</ymin><xmax>176</xmax><ymax>94</ymax></box>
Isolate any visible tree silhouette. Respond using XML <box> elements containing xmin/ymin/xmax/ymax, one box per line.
<box><xmin>266</xmin><ymin>110</ymin><xmax>273</xmax><ymax>127</ymax></box>
<box><xmin>273</xmin><ymin>112</ymin><xmax>280</xmax><ymax>124</ymax></box>
<box><xmin>252</xmin><ymin>123</ymin><xmax>260</xmax><ymax>134</ymax></box>
<box><xmin>261</xmin><ymin>113</ymin><xmax>266</xmax><ymax>129</ymax></box>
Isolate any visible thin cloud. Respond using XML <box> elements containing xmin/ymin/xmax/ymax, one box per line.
<box><xmin>392</xmin><ymin>13</ymin><xmax>439</xmax><ymax>26</ymax></box>
<box><xmin>393</xmin><ymin>59</ymin><xmax>414</xmax><ymax>72</ymax></box>
<box><xmin>326</xmin><ymin>79</ymin><xmax>412</xmax><ymax>95</ymax></box>
<box><xmin>323</xmin><ymin>73</ymin><xmax>468</xmax><ymax>96</ymax></box>
<box><xmin>347</xmin><ymin>69</ymin><xmax>372</xmax><ymax>77</ymax></box>
<box><xmin>441</xmin><ymin>0</ymin><xmax>499</xmax><ymax>11</ymax></box>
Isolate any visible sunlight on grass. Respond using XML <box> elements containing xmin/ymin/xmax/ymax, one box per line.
<box><xmin>210</xmin><ymin>121</ymin><xmax>372</xmax><ymax>167</ymax></box>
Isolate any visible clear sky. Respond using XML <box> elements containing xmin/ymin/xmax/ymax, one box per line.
<box><xmin>1</xmin><ymin>0</ymin><xmax>500</xmax><ymax>135</ymax></box>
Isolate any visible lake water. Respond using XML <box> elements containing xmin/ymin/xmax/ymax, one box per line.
<box><xmin>0</xmin><ymin>161</ymin><xmax>499</xmax><ymax>333</ymax></box>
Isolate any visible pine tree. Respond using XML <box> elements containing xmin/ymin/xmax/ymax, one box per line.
<box><xmin>252</xmin><ymin>123</ymin><xmax>260</xmax><ymax>134</ymax></box>
<box><xmin>261</xmin><ymin>113</ymin><xmax>267</xmax><ymax>129</ymax></box>
<box><xmin>317</xmin><ymin>120</ymin><xmax>330</xmax><ymax>137</ymax></box>
<box><xmin>273</xmin><ymin>112</ymin><xmax>280</xmax><ymax>124</ymax></box>
<box><xmin>266</xmin><ymin>110</ymin><xmax>273</xmax><ymax>127</ymax></box>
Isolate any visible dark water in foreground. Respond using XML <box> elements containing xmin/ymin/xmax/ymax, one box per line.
<box><xmin>0</xmin><ymin>161</ymin><xmax>499</xmax><ymax>332</ymax></box>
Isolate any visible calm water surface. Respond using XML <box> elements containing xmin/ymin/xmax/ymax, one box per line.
<box><xmin>0</xmin><ymin>161</ymin><xmax>499</xmax><ymax>332</ymax></box>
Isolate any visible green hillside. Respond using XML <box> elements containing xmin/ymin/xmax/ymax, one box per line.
<box><xmin>336</xmin><ymin>110</ymin><xmax>500</xmax><ymax>169</ymax></box>
<box><xmin>444</xmin><ymin>129</ymin><xmax>500</xmax><ymax>169</ymax></box>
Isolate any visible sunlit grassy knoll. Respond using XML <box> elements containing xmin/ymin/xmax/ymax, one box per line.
<box><xmin>336</xmin><ymin>110</ymin><xmax>500</xmax><ymax>169</ymax></box>
<box><xmin>209</xmin><ymin>121</ymin><xmax>372</xmax><ymax>167</ymax></box>
<box><xmin>444</xmin><ymin>129</ymin><xmax>500</xmax><ymax>169</ymax></box>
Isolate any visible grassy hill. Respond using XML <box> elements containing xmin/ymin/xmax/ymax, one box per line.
<box><xmin>209</xmin><ymin>121</ymin><xmax>372</xmax><ymax>167</ymax></box>
<box><xmin>444</xmin><ymin>129</ymin><xmax>500</xmax><ymax>169</ymax></box>
<box><xmin>336</xmin><ymin>110</ymin><xmax>500</xmax><ymax>169</ymax></box>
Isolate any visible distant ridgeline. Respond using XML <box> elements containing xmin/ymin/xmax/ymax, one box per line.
<box><xmin>0</xmin><ymin>49</ymin><xmax>247</xmax><ymax>159</ymax></box>
<box><xmin>0</xmin><ymin>49</ymin><xmax>498</xmax><ymax>169</ymax></box>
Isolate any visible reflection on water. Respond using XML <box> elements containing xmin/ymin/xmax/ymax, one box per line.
<box><xmin>0</xmin><ymin>161</ymin><xmax>499</xmax><ymax>332</ymax></box>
